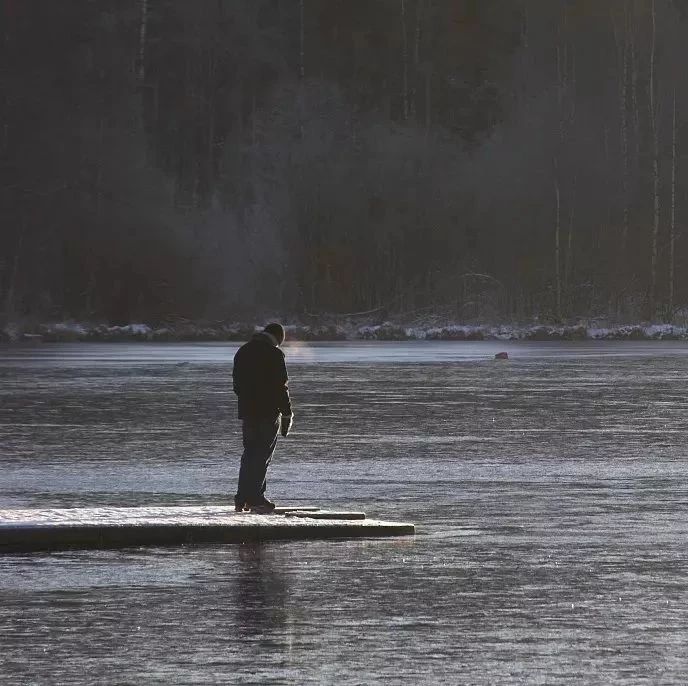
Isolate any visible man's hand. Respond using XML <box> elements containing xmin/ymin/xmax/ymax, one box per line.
<box><xmin>280</xmin><ymin>413</ymin><xmax>294</xmax><ymax>437</ymax></box>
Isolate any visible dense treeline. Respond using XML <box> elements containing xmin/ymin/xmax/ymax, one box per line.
<box><xmin>2</xmin><ymin>0</ymin><xmax>688</xmax><ymax>325</ymax></box>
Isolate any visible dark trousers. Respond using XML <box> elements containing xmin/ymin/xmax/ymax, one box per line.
<box><xmin>236</xmin><ymin>417</ymin><xmax>280</xmax><ymax>504</ymax></box>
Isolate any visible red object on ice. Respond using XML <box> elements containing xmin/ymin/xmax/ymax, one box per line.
<box><xmin>495</xmin><ymin>352</ymin><xmax>509</xmax><ymax>360</ymax></box>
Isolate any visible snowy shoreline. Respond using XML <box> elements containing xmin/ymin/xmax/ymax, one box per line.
<box><xmin>4</xmin><ymin>320</ymin><xmax>688</xmax><ymax>343</ymax></box>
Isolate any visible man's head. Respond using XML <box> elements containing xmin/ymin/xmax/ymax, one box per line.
<box><xmin>264</xmin><ymin>323</ymin><xmax>286</xmax><ymax>346</ymax></box>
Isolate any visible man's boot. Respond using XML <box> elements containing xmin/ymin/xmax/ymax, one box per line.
<box><xmin>249</xmin><ymin>495</ymin><xmax>276</xmax><ymax>514</ymax></box>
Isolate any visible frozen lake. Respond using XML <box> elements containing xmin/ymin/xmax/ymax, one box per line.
<box><xmin>1</xmin><ymin>341</ymin><xmax>688</xmax><ymax>684</ymax></box>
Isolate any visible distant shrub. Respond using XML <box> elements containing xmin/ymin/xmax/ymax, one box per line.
<box><xmin>357</xmin><ymin>323</ymin><xmax>409</xmax><ymax>340</ymax></box>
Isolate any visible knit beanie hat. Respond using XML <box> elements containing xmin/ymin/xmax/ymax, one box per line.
<box><xmin>264</xmin><ymin>323</ymin><xmax>285</xmax><ymax>345</ymax></box>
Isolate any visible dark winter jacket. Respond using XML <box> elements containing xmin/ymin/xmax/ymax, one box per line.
<box><xmin>232</xmin><ymin>332</ymin><xmax>292</xmax><ymax>420</ymax></box>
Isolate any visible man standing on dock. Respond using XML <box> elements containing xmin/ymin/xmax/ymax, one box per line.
<box><xmin>232</xmin><ymin>323</ymin><xmax>293</xmax><ymax>514</ymax></box>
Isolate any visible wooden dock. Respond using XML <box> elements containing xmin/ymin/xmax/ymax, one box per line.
<box><xmin>0</xmin><ymin>505</ymin><xmax>415</xmax><ymax>553</ymax></box>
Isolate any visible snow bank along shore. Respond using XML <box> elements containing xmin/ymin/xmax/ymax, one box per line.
<box><xmin>4</xmin><ymin>321</ymin><xmax>688</xmax><ymax>343</ymax></box>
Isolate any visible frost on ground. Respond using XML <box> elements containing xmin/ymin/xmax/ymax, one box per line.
<box><xmin>3</xmin><ymin>320</ymin><xmax>688</xmax><ymax>342</ymax></box>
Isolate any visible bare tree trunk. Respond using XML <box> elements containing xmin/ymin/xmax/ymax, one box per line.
<box><xmin>137</xmin><ymin>0</ymin><xmax>150</xmax><ymax>142</ymax></box>
<box><xmin>555</xmin><ymin>25</ymin><xmax>563</xmax><ymax>322</ymax></box>
<box><xmin>298</xmin><ymin>0</ymin><xmax>304</xmax><ymax>139</ymax></box>
<box><xmin>669</xmin><ymin>88</ymin><xmax>677</xmax><ymax>320</ymax></box>
<box><xmin>299</xmin><ymin>0</ymin><xmax>305</xmax><ymax>80</ymax></box>
<box><xmin>554</xmin><ymin>167</ymin><xmax>562</xmax><ymax>321</ymax></box>
<box><xmin>206</xmin><ymin>50</ymin><xmax>216</xmax><ymax>204</ymax></box>
<box><xmin>5</xmin><ymin>211</ymin><xmax>24</xmax><ymax>320</ymax></box>
<box><xmin>521</xmin><ymin>0</ymin><xmax>528</xmax><ymax>50</ymax></box>
<box><xmin>251</xmin><ymin>91</ymin><xmax>257</xmax><ymax>148</ymax></box>
<box><xmin>401</xmin><ymin>0</ymin><xmax>409</xmax><ymax>120</ymax></box>
<box><xmin>87</xmin><ymin>116</ymin><xmax>106</xmax><ymax>315</ymax></box>
<box><xmin>610</xmin><ymin>4</ymin><xmax>631</xmax><ymax>313</ymax></box>
<box><xmin>554</xmin><ymin>7</ymin><xmax>573</xmax><ymax>321</ymax></box>
<box><xmin>138</xmin><ymin>0</ymin><xmax>149</xmax><ymax>83</ymax></box>
<box><xmin>565</xmin><ymin>176</ymin><xmax>576</xmax><ymax>295</ymax></box>
<box><xmin>425</xmin><ymin>69</ymin><xmax>431</xmax><ymax>135</ymax></box>
<box><xmin>648</xmin><ymin>0</ymin><xmax>660</xmax><ymax>321</ymax></box>
<box><xmin>556</xmin><ymin>38</ymin><xmax>564</xmax><ymax>146</ymax></box>
<box><xmin>618</xmin><ymin>6</ymin><xmax>630</xmax><ymax>260</ymax></box>
<box><xmin>410</xmin><ymin>0</ymin><xmax>424</xmax><ymax>122</ymax></box>
<box><xmin>630</xmin><ymin>11</ymin><xmax>641</xmax><ymax>164</ymax></box>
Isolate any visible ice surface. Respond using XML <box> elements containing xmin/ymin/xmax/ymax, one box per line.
<box><xmin>2</xmin><ymin>342</ymin><xmax>688</xmax><ymax>684</ymax></box>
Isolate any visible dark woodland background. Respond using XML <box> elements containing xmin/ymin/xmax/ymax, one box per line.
<box><xmin>3</xmin><ymin>0</ymin><xmax>688</xmax><ymax>326</ymax></box>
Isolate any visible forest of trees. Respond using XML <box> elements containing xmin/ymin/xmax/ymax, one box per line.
<box><xmin>3</xmin><ymin>0</ymin><xmax>688</xmax><ymax>326</ymax></box>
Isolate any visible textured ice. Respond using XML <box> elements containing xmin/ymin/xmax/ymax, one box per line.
<box><xmin>3</xmin><ymin>342</ymin><xmax>688</xmax><ymax>684</ymax></box>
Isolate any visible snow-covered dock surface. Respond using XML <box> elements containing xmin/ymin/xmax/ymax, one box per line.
<box><xmin>0</xmin><ymin>506</ymin><xmax>415</xmax><ymax>552</ymax></box>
